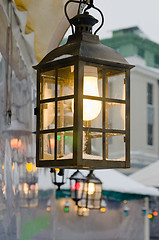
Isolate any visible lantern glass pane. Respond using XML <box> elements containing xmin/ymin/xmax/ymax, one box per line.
<box><xmin>57</xmin><ymin>131</ymin><xmax>73</xmax><ymax>160</ymax></box>
<box><xmin>57</xmin><ymin>66</ymin><xmax>74</xmax><ymax>97</ymax></box>
<box><xmin>79</xmin><ymin>183</ymin><xmax>102</xmax><ymax>209</ymax></box>
<box><xmin>82</xmin><ymin>131</ymin><xmax>102</xmax><ymax>160</ymax></box>
<box><xmin>83</xmin><ymin>65</ymin><xmax>102</xmax><ymax>97</ymax></box>
<box><xmin>40</xmin><ymin>102</ymin><xmax>55</xmax><ymax>130</ymax></box>
<box><xmin>52</xmin><ymin>169</ymin><xmax>65</xmax><ymax>184</ymax></box>
<box><xmin>106</xmin><ymin>134</ymin><xmax>125</xmax><ymax>161</ymax></box>
<box><xmin>39</xmin><ymin>133</ymin><xmax>55</xmax><ymax>160</ymax></box>
<box><xmin>57</xmin><ymin>99</ymin><xmax>73</xmax><ymax>128</ymax></box>
<box><xmin>40</xmin><ymin>70</ymin><xmax>56</xmax><ymax>100</ymax></box>
<box><xmin>19</xmin><ymin>182</ymin><xmax>38</xmax><ymax>207</ymax></box>
<box><xmin>105</xmin><ymin>103</ymin><xmax>125</xmax><ymax>130</ymax></box>
<box><xmin>83</xmin><ymin>100</ymin><xmax>102</xmax><ymax>127</ymax></box>
<box><xmin>70</xmin><ymin>179</ymin><xmax>84</xmax><ymax>201</ymax></box>
<box><xmin>106</xmin><ymin>70</ymin><xmax>125</xmax><ymax>100</ymax></box>
<box><xmin>83</xmin><ymin>66</ymin><xmax>102</xmax><ymax>123</ymax></box>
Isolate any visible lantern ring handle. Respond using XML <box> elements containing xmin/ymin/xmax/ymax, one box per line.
<box><xmin>64</xmin><ymin>0</ymin><xmax>84</xmax><ymax>35</ymax></box>
<box><xmin>92</xmin><ymin>6</ymin><xmax>104</xmax><ymax>35</ymax></box>
<box><xmin>83</xmin><ymin>2</ymin><xmax>104</xmax><ymax>35</ymax></box>
<box><xmin>64</xmin><ymin>0</ymin><xmax>104</xmax><ymax>35</ymax></box>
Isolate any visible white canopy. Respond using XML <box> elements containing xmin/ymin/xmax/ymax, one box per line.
<box><xmin>130</xmin><ymin>160</ymin><xmax>159</xmax><ymax>188</ymax></box>
<box><xmin>14</xmin><ymin>0</ymin><xmax>78</xmax><ymax>62</ymax></box>
<box><xmin>38</xmin><ymin>168</ymin><xmax>159</xmax><ymax>197</ymax></box>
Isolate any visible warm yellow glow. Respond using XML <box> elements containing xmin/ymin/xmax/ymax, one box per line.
<box><xmin>148</xmin><ymin>214</ymin><xmax>153</xmax><ymax>219</ymax></box>
<box><xmin>26</xmin><ymin>163</ymin><xmax>32</xmax><ymax>172</ymax></box>
<box><xmin>88</xmin><ymin>182</ymin><xmax>95</xmax><ymax>195</ymax></box>
<box><xmin>83</xmin><ymin>66</ymin><xmax>101</xmax><ymax>121</ymax></box>
<box><xmin>46</xmin><ymin>206</ymin><xmax>51</xmax><ymax>212</ymax></box>
<box><xmin>2</xmin><ymin>165</ymin><xmax>4</xmax><ymax>169</ymax></box>
<box><xmin>77</xmin><ymin>207</ymin><xmax>90</xmax><ymax>216</ymax></box>
<box><xmin>55</xmin><ymin>168</ymin><xmax>60</xmax><ymax>172</ymax></box>
<box><xmin>100</xmin><ymin>207</ymin><xmax>106</xmax><ymax>213</ymax></box>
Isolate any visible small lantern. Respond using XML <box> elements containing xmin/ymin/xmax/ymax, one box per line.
<box><xmin>70</xmin><ymin>170</ymin><xmax>86</xmax><ymax>205</ymax></box>
<box><xmin>33</xmin><ymin>0</ymin><xmax>134</xmax><ymax>169</ymax></box>
<box><xmin>50</xmin><ymin>168</ymin><xmax>67</xmax><ymax>190</ymax></box>
<box><xmin>64</xmin><ymin>197</ymin><xmax>70</xmax><ymax>212</ymax></box>
<box><xmin>77</xmin><ymin>207</ymin><xmax>89</xmax><ymax>216</ymax></box>
<box><xmin>153</xmin><ymin>210</ymin><xmax>158</xmax><ymax>217</ymax></box>
<box><xmin>123</xmin><ymin>203</ymin><xmax>130</xmax><ymax>216</ymax></box>
<box><xmin>142</xmin><ymin>206</ymin><xmax>146</xmax><ymax>216</ymax></box>
<box><xmin>78</xmin><ymin>170</ymin><xmax>102</xmax><ymax>209</ymax></box>
<box><xmin>46</xmin><ymin>199</ymin><xmax>51</xmax><ymax>212</ymax></box>
<box><xmin>19</xmin><ymin>168</ymin><xmax>38</xmax><ymax>207</ymax></box>
<box><xmin>18</xmin><ymin>154</ymin><xmax>38</xmax><ymax>207</ymax></box>
<box><xmin>100</xmin><ymin>198</ymin><xmax>107</xmax><ymax>213</ymax></box>
<box><xmin>148</xmin><ymin>211</ymin><xmax>154</xmax><ymax>221</ymax></box>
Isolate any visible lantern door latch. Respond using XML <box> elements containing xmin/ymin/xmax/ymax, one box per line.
<box><xmin>34</xmin><ymin>107</ymin><xmax>39</xmax><ymax>116</ymax></box>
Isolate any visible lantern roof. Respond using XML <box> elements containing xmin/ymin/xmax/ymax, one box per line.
<box><xmin>86</xmin><ymin>170</ymin><xmax>102</xmax><ymax>184</ymax></box>
<box><xmin>33</xmin><ymin>13</ymin><xmax>134</xmax><ymax>70</ymax></box>
<box><xmin>69</xmin><ymin>170</ymin><xmax>86</xmax><ymax>181</ymax></box>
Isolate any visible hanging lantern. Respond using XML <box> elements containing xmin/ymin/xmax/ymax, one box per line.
<box><xmin>33</xmin><ymin>0</ymin><xmax>134</xmax><ymax>169</ymax></box>
<box><xmin>78</xmin><ymin>170</ymin><xmax>102</xmax><ymax>209</ymax></box>
<box><xmin>69</xmin><ymin>170</ymin><xmax>86</xmax><ymax>205</ymax></box>
<box><xmin>50</xmin><ymin>168</ymin><xmax>67</xmax><ymax>190</ymax></box>
<box><xmin>10</xmin><ymin>138</ymin><xmax>22</xmax><ymax>149</ymax></box>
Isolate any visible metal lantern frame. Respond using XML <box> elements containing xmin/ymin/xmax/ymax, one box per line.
<box><xmin>34</xmin><ymin>0</ymin><xmax>134</xmax><ymax>170</ymax></box>
<box><xmin>70</xmin><ymin>170</ymin><xmax>86</xmax><ymax>205</ymax></box>
<box><xmin>78</xmin><ymin>170</ymin><xmax>102</xmax><ymax>209</ymax></box>
<box><xmin>50</xmin><ymin>168</ymin><xmax>66</xmax><ymax>190</ymax></box>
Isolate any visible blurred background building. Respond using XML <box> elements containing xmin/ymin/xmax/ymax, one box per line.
<box><xmin>102</xmin><ymin>26</ymin><xmax>159</xmax><ymax>174</ymax></box>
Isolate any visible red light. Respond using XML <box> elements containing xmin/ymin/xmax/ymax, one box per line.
<box><xmin>75</xmin><ymin>182</ymin><xmax>80</xmax><ymax>190</ymax></box>
<box><xmin>153</xmin><ymin>211</ymin><xmax>158</xmax><ymax>217</ymax></box>
<box><xmin>71</xmin><ymin>182</ymin><xmax>80</xmax><ymax>191</ymax></box>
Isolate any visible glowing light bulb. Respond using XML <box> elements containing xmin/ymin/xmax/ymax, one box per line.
<box><xmin>83</xmin><ymin>66</ymin><xmax>101</xmax><ymax>121</ymax></box>
<box><xmin>88</xmin><ymin>182</ymin><xmax>95</xmax><ymax>195</ymax></box>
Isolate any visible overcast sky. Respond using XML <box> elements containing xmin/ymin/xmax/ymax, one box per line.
<box><xmin>91</xmin><ymin>0</ymin><xmax>159</xmax><ymax>43</ymax></box>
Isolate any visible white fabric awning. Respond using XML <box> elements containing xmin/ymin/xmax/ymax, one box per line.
<box><xmin>14</xmin><ymin>0</ymin><xmax>78</xmax><ymax>62</ymax></box>
<box><xmin>130</xmin><ymin>161</ymin><xmax>159</xmax><ymax>188</ymax></box>
<box><xmin>38</xmin><ymin>168</ymin><xmax>159</xmax><ymax>197</ymax></box>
